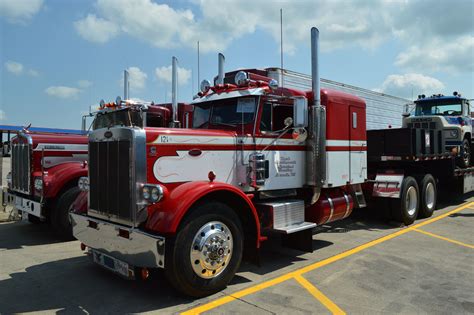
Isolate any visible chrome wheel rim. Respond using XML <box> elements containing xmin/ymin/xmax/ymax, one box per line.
<box><xmin>406</xmin><ymin>186</ymin><xmax>418</xmax><ymax>216</ymax></box>
<box><xmin>463</xmin><ymin>142</ymin><xmax>470</xmax><ymax>165</ymax></box>
<box><xmin>190</xmin><ymin>221</ymin><xmax>233</xmax><ymax>279</ymax></box>
<box><xmin>425</xmin><ymin>183</ymin><xmax>435</xmax><ymax>210</ymax></box>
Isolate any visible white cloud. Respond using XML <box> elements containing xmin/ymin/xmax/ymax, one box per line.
<box><xmin>75</xmin><ymin>0</ymin><xmax>473</xmax><ymax>73</ymax></box>
<box><xmin>78</xmin><ymin>80</ymin><xmax>92</xmax><ymax>88</ymax></box>
<box><xmin>5</xmin><ymin>61</ymin><xmax>24</xmax><ymax>75</ymax></box>
<box><xmin>28</xmin><ymin>69</ymin><xmax>39</xmax><ymax>77</ymax></box>
<box><xmin>74</xmin><ymin>14</ymin><xmax>119</xmax><ymax>43</ymax></box>
<box><xmin>395</xmin><ymin>36</ymin><xmax>474</xmax><ymax>74</ymax></box>
<box><xmin>377</xmin><ymin>73</ymin><xmax>445</xmax><ymax>99</ymax></box>
<box><xmin>0</xmin><ymin>110</ymin><xmax>6</xmax><ymax>121</ymax></box>
<box><xmin>45</xmin><ymin>86</ymin><xmax>81</xmax><ymax>99</ymax></box>
<box><xmin>0</xmin><ymin>0</ymin><xmax>43</xmax><ymax>24</ymax></box>
<box><xmin>121</xmin><ymin>67</ymin><xmax>147</xmax><ymax>91</ymax></box>
<box><xmin>155</xmin><ymin>65</ymin><xmax>191</xmax><ymax>86</ymax></box>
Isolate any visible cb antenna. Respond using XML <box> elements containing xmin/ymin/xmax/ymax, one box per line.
<box><xmin>280</xmin><ymin>8</ymin><xmax>284</xmax><ymax>94</ymax></box>
<box><xmin>197</xmin><ymin>41</ymin><xmax>200</xmax><ymax>92</ymax></box>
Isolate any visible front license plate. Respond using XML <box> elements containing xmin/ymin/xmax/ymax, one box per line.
<box><xmin>91</xmin><ymin>250</ymin><xmax>134</xmax><ymax>279</ymax></box>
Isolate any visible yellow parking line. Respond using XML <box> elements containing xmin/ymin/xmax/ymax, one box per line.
<box><xmin>181</xmin><ymin>201</ymin><xmax>473</xmax><ymax>315</ymax></box>
<box><xmin>294</xmin><ymin>274</ymin><xmax>346</xmax><ymax>315</ymax></box>
<box><xmin>413</xmin><ymin>228</ymin><xmax>474</xmax><ymax>249</ymax></box>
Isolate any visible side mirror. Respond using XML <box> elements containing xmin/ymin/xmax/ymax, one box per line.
<box><xmin>293</xmin><ymin>97</ymin><xmax>308</xmax><ymax>128</ymax></box>
<box><xmin>402</xmin><ymin>112</ymin><xmax>410</xmax><ymax>118</ymax></box>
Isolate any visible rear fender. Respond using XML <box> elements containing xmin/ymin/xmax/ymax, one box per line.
<box><xmin>42</xmin><ymin>163</ymin><xmax>87</xmax><ymax>198</ymax></box>
<box><xmin>145</xmin><ymin>181</ymin><xmax>261</xmax><ymax>247</ymax></box>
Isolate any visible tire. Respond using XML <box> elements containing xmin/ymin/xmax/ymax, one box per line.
<box><xmin>165</xmin><ymin>201</ymin><xmax>243</xmax><ymax>297</ymax></box>
<box><xmin>418</xmin><ymin>174</ymin><xmax>437</xmax><ymax>218</ymax></box>
<box><xmin>457</xmin><ymin>138</ymin><xmax>471</xmax><ymax>168</ymax></box>
<box><xmin>27</xmin><ymin>214</ymin><xmax>41</xmax><ymax>224</ymax></box>
<box><xmin>51</xmin><ymin>187</ymin><xmax>80</xmax><ymax>240</ymax></box>
<box><xmin>390</xmin><ymin>176</ymin><xmax>419</xmax><ymax>225</ymax></box>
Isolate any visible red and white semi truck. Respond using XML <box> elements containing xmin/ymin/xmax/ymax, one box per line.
<box><xmin>71</xmin><ymin>27</ymin><xmax>473</xmax><ymax>297</ymax></box>
<box><xmin>4</xmin><ymin>61</ymin><xmax>192</xmax><ymax>239</ymax></box>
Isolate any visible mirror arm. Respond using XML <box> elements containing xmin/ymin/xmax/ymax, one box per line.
<box><xmin>260</xmin><ymin>125</ymin><xmax>293</xmax><ymax>153</ymax></box>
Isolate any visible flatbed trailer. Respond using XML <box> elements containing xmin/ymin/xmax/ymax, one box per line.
<box><xmin>366</xmin><ymin>128</ymin><xmax>474</xmax><ymax>225</ymax></box>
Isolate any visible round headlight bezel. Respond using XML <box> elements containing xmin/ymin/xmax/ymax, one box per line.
<box><xmin>142</xmin><ymin>184</ymin><xmax>164</xmax><ymax>204</ymax></box>
<box><xmin>34</xmin><ymin>177</ymin><xmax>43</xmax><ymax>192</ymax></box>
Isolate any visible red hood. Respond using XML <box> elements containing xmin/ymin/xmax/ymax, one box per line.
<box><xmin>13</xmin><ymin>133</ymin><xmax>88</xmax><ymax>148</ymax></box>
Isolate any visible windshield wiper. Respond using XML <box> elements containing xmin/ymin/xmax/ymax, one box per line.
<box><xmin>212</xmin><ymin>121</ymin><xmax>237</xmax><ymax>127</ymax></box>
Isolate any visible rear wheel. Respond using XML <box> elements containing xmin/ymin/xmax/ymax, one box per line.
<box><xmin>51</xmin><ymin>187</ymin><xmax>80</xmax><ymax>240</ymax></box>
<box><xmin>419</xmin><ymin>174</ymin><xmax>437</xmax><ymax>218</ymax></box>
<box><xmin>166</xmin><ymin>201</ymin><xmax>243</xmax><ymax>297</ymax></box>
<box><xmin>391</xmin><ymin>176</ymin><xmax>419</xmax><ymax>225</ymax></box>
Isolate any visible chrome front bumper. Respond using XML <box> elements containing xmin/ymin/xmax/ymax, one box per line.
<box><xmin>70</xmin><ymin>213</ymin><xmax>165</xmax><ymax>269</ymax></box>
<box><xmin>3</xmin><ymin>188</ymin><xmax>43</xmax><ymax>218</ymax></box>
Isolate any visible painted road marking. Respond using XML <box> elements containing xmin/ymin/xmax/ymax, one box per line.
<box><xmin>413</xmin><ymin>228</ymin><xmax>474</xmax><ymax>249</ymax></box>
<box><xmin>294</xmin><ymin>275</ymin><xmax>346</xmax><ymax>315</ymax></box>
<box><xmin>181</xmin><ymin>202</ymin><xmax>473</xmax><ymax>315</ymax></box>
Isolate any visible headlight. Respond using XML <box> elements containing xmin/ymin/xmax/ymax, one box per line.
<box><xmin>34</xmin><ymin>178</ymin><xmax>43</xmax><ymax>191</ymax></box>
<box><xmin>142</xmin><ymin>184</ymin><xmax>163</xmax><ymax>203</ymax></box>
<box><xmin>444</xmin><ymin>129</ymin><xmax>459</xmax><ymax>139</ymax></box>
<box><xmin>234</xmin><ymin>71</ymin><xmax>248</xmax><ymax>86</ymax></box>
<box><xmin>78</xmin><ymin>177</ymin><xmax>89</xmax><ymax>192</ymax></box>
<box><xmin>6</xmin><ymin>172</ymin><xmax>11</xmax><ymax>185</ymax></box>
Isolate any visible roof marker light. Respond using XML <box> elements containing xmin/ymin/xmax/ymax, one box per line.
<box><xmin>200</xmin><ymin>79</ymin><xmax>211</xmax><ymax>93</ymax></box>
<box><xmin>234</xmin><ymin>71</ymin><xmax>248</xmax><ymax>86</ymax></box>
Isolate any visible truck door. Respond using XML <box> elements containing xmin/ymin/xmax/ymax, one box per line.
<box><xmin>349</xmin><ymin>106</ymin><xmax>367</xmax><ymax>184</ymax></box>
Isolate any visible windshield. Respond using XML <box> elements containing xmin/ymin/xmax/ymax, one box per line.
<box><xmin>92</xmin><ymin>109</ymin><xmax>143</xmax><ymax>130</ymax></box>
<box><xmin>193</xmin><ymin>97</ymin><xmax>257</xmax><ymax>128</ymax></box>
<box><xmin>414</xmin><ymin>101</ymin><xmax>463</xmax><ymax>116</ymax></box>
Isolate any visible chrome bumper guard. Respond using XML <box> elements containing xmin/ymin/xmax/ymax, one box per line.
<box><xmin>70</xmin><ymin>213</ymin><xmax>165</xmax><ymax>269</ymax></box>
<box><xmin>3</xmin><ymin>188</ymin><xmax>43</xmax><ymax>218</ymax></box>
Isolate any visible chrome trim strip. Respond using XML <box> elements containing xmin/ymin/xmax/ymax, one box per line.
<box><xmin>71</xmin><ymin>213</ymin><xmax>165</xmax><ymax>268</ymax></box>
<box><xmin>327</xmin><ymin>195</ymin><xmax>334</xmax><ymax>222</ymax></box>
<box><xmin>342</xmin><ymin>191</ymin><xmax>351</xmax><ymax>219</ymax></box>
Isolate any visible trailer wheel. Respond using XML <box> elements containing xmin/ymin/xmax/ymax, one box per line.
<box><xmin>457</xmin><ymin>138</ymin><xmax>471</xmax><ymax>168</ymax></box>
<box><xmin>419</xmin><ymin>174</ymin><xmax>437</xmax><ymax>218</ymax></box>
<box><xmin>391</xmin><ymin>176</ymin><xmax>419</xmax><ymax>225</ymax></box>
<box><xmin>51</xmin><ymin>187</ymin><xmax>80</xmax><ymax>240</ymax></box>
<box><xmin>166</xmin><ymin>201</ymin><xmax>243</xmax><ymax>297</ymax></box>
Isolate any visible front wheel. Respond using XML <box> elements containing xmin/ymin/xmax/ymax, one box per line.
<box><xmin>457</xmin><ymin>138</ymin><xmax>471</xmax><ymax>168</ymax></box>
<box><xmin>51</xmin><ymin>187</ymin><xmax>80</xmax><ymax>240</ymax></box>
<box><xmin>391</xmin><ymin>176</ymin><xmax>419</xmax><ymax>225</ymax></box>
<box><xmin>165</xmin><ymin>201</ymin><xmax>243</xmax><ymax>297</ymax></box>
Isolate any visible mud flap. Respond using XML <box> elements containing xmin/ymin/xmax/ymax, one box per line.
<box><xmin>281</xmin><ymin>229</ymin><xmax>314</xmax><ymax>252</ymax></box>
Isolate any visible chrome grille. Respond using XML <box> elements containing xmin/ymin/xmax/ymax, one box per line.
<box><xmin>11</xmin><ymin>137</ymin><xmax>31</xmax><ymax>194</ymax></box>
<box><xmin>88</xmin><ymin>127</ymin><xmax>147</xmax><ymax>227</ymax></box>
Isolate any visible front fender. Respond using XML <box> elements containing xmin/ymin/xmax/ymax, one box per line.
<box><xmin>145</xmin><ymin>181</ymin><xmax>260</xmax><ymax>240</ymax></box>
<box><xmin>42</xmin><ymin>163</ymin><xmax>87</xmax><ymax>198</ymax></box>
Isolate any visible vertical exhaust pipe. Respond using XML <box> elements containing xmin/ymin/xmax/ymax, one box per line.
<box><xmin>124</xmin><ymin>70</ymin><xmax>130</xmax><ymax>100</ymax></box>
<box><xmin>170</xmin><ymin>56</ymin><xmax>180</xmax><ymax>127</ymax></box>
<box><xmin>217</xmin><ymin>53</ymin><xmax>225</xmax><ymax>85</ymax></box>
<box><xmin>307</xmin><ymin>27</ymin><xmax>326</xmax><ymax>203</ymax></box>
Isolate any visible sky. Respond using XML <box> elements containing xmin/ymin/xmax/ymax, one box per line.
<box><xmin>0</xmin><ymin>0</ymin><xmax>473</xmax><ymax>130</ymax></box>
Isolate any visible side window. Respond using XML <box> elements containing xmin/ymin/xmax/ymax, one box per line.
<box><xmin>259</xmin><ymin>103</ymin><xmax>294</xmax><ymax>132</ymax></box>
<box><xmin>147</xmin><ymin>113</ymin><xmax>164</xmax><ymax>127</ymax></box>
<box><xmin>273</xmin><ymin>105</ymin><xmax>293</xmax><ymax>131</ymax></box>
<box><xmin>260</xmin><ymin>103</ymin><xmax>272</xmax><ymax>131</ymax></box>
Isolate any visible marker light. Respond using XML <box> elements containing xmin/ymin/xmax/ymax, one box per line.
<box><xmin>200</xmin><ymin>79</ymin><xmax>211</xmax><ymax>93</ymax></box>
<box><xmin>234</xmin><ymin>71</ymin><xmax>248</xmax><ymax>86</ymax></box>
<box><xmin>78</xmin><ymin>177</ymin><xmax>89</xmax><ymax>192</ymax></box>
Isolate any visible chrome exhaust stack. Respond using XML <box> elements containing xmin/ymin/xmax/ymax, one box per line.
<box><xmin>170</xmin><ymin>56</ymin><xmax>180</xmax><ymax>127</ymax></box>
<box><xmin>307</xmin><ymin>27</ymin><xmax>326</xmax><ymax>203</ymax></box>
<box><xmin>124</xmin><ymin>70</ymin><xmax>130</xmax><ymax>100</ymax></box>
<box><xmin>217</xmin><ymin>53</ymin><xmax>225</xmax><ymax>85</ymax></box>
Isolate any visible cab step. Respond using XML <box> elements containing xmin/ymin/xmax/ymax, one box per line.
<box><xmin>351</xmin><ymin>184</ymin><xmax>367</xmax><ymax>208</ymax></box>
<box><xmin>256</xmin><ymin>200</ymin><xmax>316</xmax><ymax>234</ymax></box>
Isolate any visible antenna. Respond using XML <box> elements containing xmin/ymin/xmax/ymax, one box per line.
<box><xmin>280</xmin><ymin>8</ymin><xmax>284</xmax><ymax>93</ymax></box>
<box><xmin>197</xmin><ymin>41</ymin><xmax>200</xmax><ymax>91</ymax></box>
